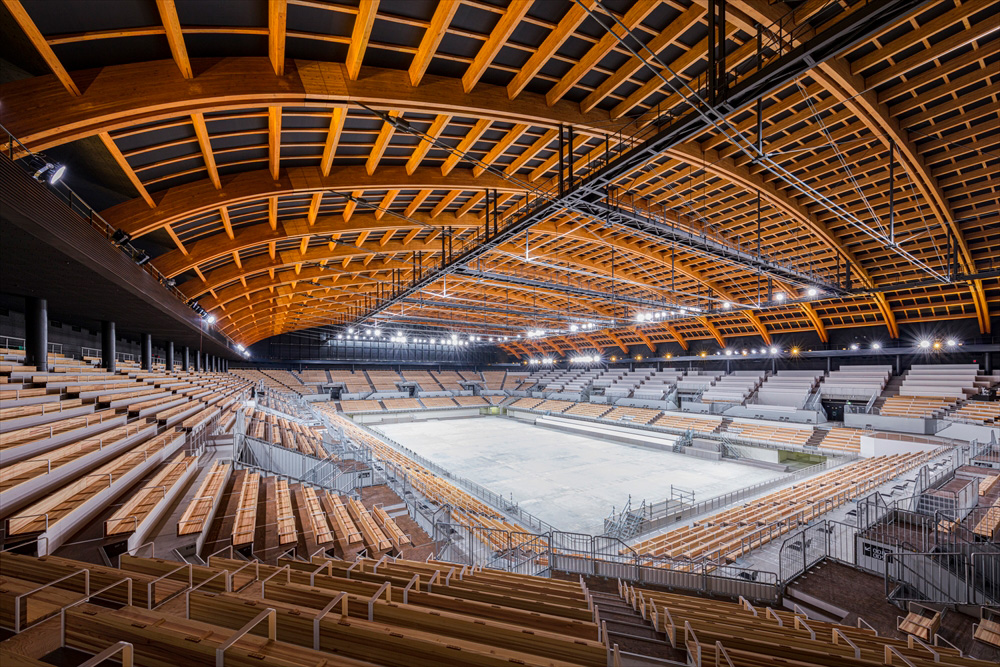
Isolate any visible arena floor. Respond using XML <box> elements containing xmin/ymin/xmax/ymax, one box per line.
<box><xmin>376</xmin><ymin>417</ymin><xmax>785</xmax><ymax>535</ymax></box>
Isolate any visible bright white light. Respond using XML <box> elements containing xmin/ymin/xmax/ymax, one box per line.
<box><xmin>769</xmin><ymin>347</ymin><xmax>778</xmax><ymax>354</ymax></box>
<box><xmin>658</xmin><ymin>311</ymin><xmax>666</xmax><ymax>318</ymax></box>
<box><xmin>724</xmin><ymin>349</ymin><xmax>732</xmax><ymax>356</ymax></box>
<box><xmin>543</xmin><ymin>358</ymin><xmax>553</xmax><ymax>364</ymax></box>
<box><xmin>375</xmin><ymin>329</ymin><xmax>381</xmax><ymax>336</ymax></box>
<box><xmin>570</xmin><ymin>324</ymin><xmax>578</xmax><ymax>331</ymax></box>
<box><xmin>807</xmin><ymin>288</ymin><xmax>818</xmax><ymax>297</ymax></box>
<box><xmin>206</xmin><ymin>315</ymin><xmax>217</xmax><ymax>324</ymax></box>
<box><xmin>49</xmin><ymin>165</ymin><xmax>66</xmax><ymax>184</ymax></box>
<box><xmin>919</xmin><ymin>339</ymin><xmax>931</xmax><ymax>348</ymax></box>
<box><xmin>336</xmin><ymin>334</ymin><xmax>343</xmax><ymax>339</ymax></box>
<box><xmin>722</xmin><ymin>302</ymin><xmax>731</xmax><ymax>310</ymax></box>
<box><xmin>348</xmin><ymin>327</ymin><xmax>355</xmax><ymax>334</ymax></box>
<box><xmin>872</xmin><ymin>342</ymin><xmax>882</xmax><ymax>350</ymax></box>
<box><xmin>946</xmin><ymin>339</ymin><xmax>957</xmax><ymax>347</ymax></box>
<box><xmin>741</xmin><ymin>349</ymin><xmax>748</xmax><ymax>356</ymax></box>
<box><xmin>850</xmin><ymin>344</ymin><xmax>859</xmax><ymax>350</ymax></box>
<box><xmin>775</xmin><ymin>293</ymin><xmax>785</xmax><ymax>302</ymax></box>
<box><xmin>751</xmin><ymin>349</ymin><xmax>757</xmax><ymax>354</ymax></box>
<box><xmin>236</xmin><ymin>344</ymin><xmax>245</xmax><ymax>351</ymax></box>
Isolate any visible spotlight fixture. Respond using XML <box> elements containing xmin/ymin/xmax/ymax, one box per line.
<box><xmin>205</xmin><ymin>315</ymin><xmax>217</xmax><ymax>324</ymax></box>
<box><xmin>933</xmin><ymin>342</ymin><xmax>942</xmax><ymax>349</ymax></box>
<box><xmin>111</xmin><ymin>229</ymin><xmax>132</xmax><ymax>246</ymax></box>
<box><xmin>722</xmin><ymin>302</ymin><xmax>731</xmax><ymax>309</ymax></box>
<box><xmin>775</xmin><ymin>292</ymin><xmax>786</xmax><ymax>302</ymax></box>
<box><xmin>32</xmin><ymin>162</ymin><xmax>66</xmax><ymax>184</ymax></box>
<box><xmin>236</xmin><ymin>344</ymin><xmax>245</xmax><ymax>352</ymax></box>
<box><xmin>790</xmin><ymin>347</ymin><xmax>800</xmax><ymax>355</ymax></box>
<box><xmin>872</xmin><ymin>342</ymin><xmax>882</xmax><ymax>350</ymax></box>
<box><xmin>806</xmin><ymin>288</ymin><xmax>818</xmax><ymax>297</ymax></box>
<box><xmin>769</xmin><ymin>347</ymin><xmax>778</xmax><ymax>354</ymax></box>
<box><xmin>946</xmin><ymin>339</ymin><xmax>957</xmax><ymax>347</ymax></box>
<box><xmin>850</xmin><ymin>343</ymin><xmax>859</xmax><ymax>350</ymax></box>
<box><xmin>919</xmin><ymin>339</ymin><xmax>931</xmax><ymax>348</ymax></box>
<box><xmin>347</xmin><ymin>327</ymin><xmax>355</xmax><ymax>334</ymax></box>
<box><xmin>134</xmin><ymin>251</ymin><xmax>151</xmax><ymax>266</ymax></box>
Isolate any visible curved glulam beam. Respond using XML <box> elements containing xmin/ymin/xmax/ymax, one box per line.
<box><xmin>1</xmin><ymin>58</ymin><xmax>623</xmax><ymax>154</ymax></box>
<box><xmin>665</xmin><ymin>144</ymin><xmax>871</xmax><ymax>288</ymax></box>
<box><xmin>104</xmin><ymin>166</ymin><xmax>519</xmax><ymax>238</ymax></box>
<box><xmin>872</xmin><ymin>293</ymin><xmax>900</xmax><ymax>339</ymax></box>
<box><xmin>155</xmin><ymin>211</ymin><xmax>484</xmax><ymax>278</ymax></box>
<box><xmin>731</xmin><ymin>1</ymin><xmax>973</xmax><ymax>274</ymax></box>
<box><xmin>219</xmin><ymin>281</ymin><xmax>598</xmax><ymax>341</ymax></box>
<box><xmin>2</xmin><ymin>58</ymin><xmax>865</xmax><ymax>283</ymax></box>
<box><xmin>798</xmin><ymin>303</ymin><xmax>828</xmax><ymax>343</ymax></box>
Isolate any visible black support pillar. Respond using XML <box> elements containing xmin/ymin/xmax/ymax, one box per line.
<box><xmin>141</xmin><ymin>333</ymin><xmax>152</xmax><ymax>370</ymax></box>
<box><xmin>102</xmin><ymin>321</ymin><xmax>116</xmax><ymax>373</ymax></box>
<box><xmin>182</xmin><ymin>346</ymin><xmax>191</xmax><ymax>372</ymax></box>
<box><xmin>195</xmin><ymin>350</ymin><xmax>202</xmax><ymax>372</ymax></box>
<box><xmin>166</xmin><ymin>342</ymin><xmax>174</xmax><ymax>371</ymax></box>
<box><xmin>25</xmin><ymin>297</ymin><xmax>48</xmax><ymax>370</ymax></box>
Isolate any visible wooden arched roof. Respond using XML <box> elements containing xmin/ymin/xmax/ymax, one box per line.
<box><xmin>1</xmin><ymin>0</ymin><xmax>996</xmax><ymax>355</ymax></box>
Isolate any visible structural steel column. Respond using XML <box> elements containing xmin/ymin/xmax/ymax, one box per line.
<box><xmin>195</xmin><ymin>350</ymin><xmax>202</xmax><ymax>371</ymax></box>
<box><xmin>182</xmin><ymin>346</ymin><xmax>191</xmax><ymax>372</ymax></box>
<box><xmin>24</xmin><ymin>297</ymin><xmax>48</xmax><ymax>369</ymax></box>
<box><xmin>141</xmin><ymin>333</ymin><xmax>152</xmax><ymax>370</ymax></box>
<box><xmin>102</xmin><ymin>321</ymin><xmax>116</xmax><ymax>373</ymax></box>
<box><xmin>165</xmin><ymin>341</ymin><xmax>174</xmax><ymax>371</ymax></box>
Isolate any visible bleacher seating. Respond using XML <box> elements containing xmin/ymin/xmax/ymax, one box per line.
<box><xmin>881</xmin><ymin>395</ymin><xmax>957</xmax><ymax>418</ymax></box>
<box><xmin>380</xmin><ymin>397</ymin><xmax>423</xmax><ymax>411</ymax></box>
<box><xmin>817</xmin><ymin>427</ymin><xmax>864</xmax><ymax>452</ymax></box>
<box><xmin>702</xmin><ymin>372</ymin><xmax>762</xmax><ymax>403</ymax></box>
<box><xmin>565</xmin><ymin>403</ymin><xmax>611</xmax><ymax>419</ymax></box>
<box><xmin>756</xmin><ymin>370</ymin><xmax>821</xmax><ymax>408</ymax></box>
<box><xmin>0</xmin><ymin>550</ymin><xmax>604</xmax><ymax>667</ymax></box>
<box><xmin>726</xmin><ymin>420</ymin><xmax>813</xmax><ymax>447</ymax></box>
<box><xmin>899</xmin><ymin>364</ymin><xmax>981</xmax><ymax>400</ymax></box>
<box><xmin>947</xmin><ymin>400</ymin><xmax>1000</xmax><ymax>424</ymax></box>
<box><xmin>328</xmin><ymin>369</ymin><xmax>373</xmax><ymax>393</ymax></box>
<box><xmin>629</xmin><ymin>450</ymin><xmax>938</xmax><ymax>563</ymax></box>
<box><xmin>619</xmin><ymin>581</ymin><xmax>980</xmax><ymax>667</ymax></box>
<box><xmin>338</xmin><ymin>399</ymin><xmax>383</xmax><ymax>412</ymax></box>
<box><xmin>602</xmin><ymin>406</ymin><xmax>661</xmax><ymax>425</ymax></box>
<box><xmin>821</xmin><ymin>364</ymin><xmax>892</xmax><ymax>401</ymax></box>
<box><xmin>652</xmin><ymin>413</ymin><xmax>722</xmax><ymax>433</ymax></box>
<box><xmin>419</xmin><ymin>396</ymin><xmax>458</xmax><ymax>409</ymax></box>
<box><xmin>533</xmin><ymin>399</ymin><xmax>575</xmax><ymax>413</ymax></box>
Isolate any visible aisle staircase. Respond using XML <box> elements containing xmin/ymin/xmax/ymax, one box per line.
<box><xmin>590</xmin><ymin>590</ymin><xmax>681</xmax><ymax>665</ymax></box>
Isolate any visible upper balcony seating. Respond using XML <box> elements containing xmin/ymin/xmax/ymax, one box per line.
<box><xmin>899</xmin><ymin>364</ymin><xmax>981</xmax><ymax>400</ymax></box>
<box><xmin>820</xmin><ymin>364</ymin><xmax>891</xmax><ymax>401</ymax></box>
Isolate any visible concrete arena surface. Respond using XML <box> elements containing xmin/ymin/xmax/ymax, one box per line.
<box><xmin>376</xmin><ymin>417</ymin><xmax>785</xmax><ymax>535</ymax></box>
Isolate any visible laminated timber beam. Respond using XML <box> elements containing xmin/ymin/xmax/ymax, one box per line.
<box><xmin>798</xmin><ymin>303</ymin><xmax>828</xmax><ymax>343</ymax></box>
<box><xmin>731</xmin><ymin>0</ymin><xmax>975</xmax><ymax>276</ymax></box>
<box><xmin>697</xmin><ymin>316</ymin><xmax>726</xmax><ymax>348</ymax></box>
<box><xmin>3</xmin><ymin>59</ymin><xmax>872</xmax><ymax>285</ymax></box>
<box><xmin>102</xmin><ymin>167</ymin><xmax>521</xmax><ymax>238</ymax></box>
